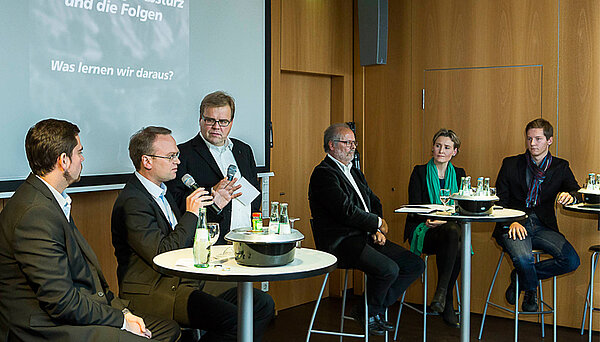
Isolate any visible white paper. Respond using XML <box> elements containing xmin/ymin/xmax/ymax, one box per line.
<box><xmin>234</xmin><ymin>176</ymin><xmax>260</xmax><ymax>206</ymax></box>
<box><xmin>394</xmin><ymin>204</ymin><xmax>450</xmax><ymax>213</ymax></box>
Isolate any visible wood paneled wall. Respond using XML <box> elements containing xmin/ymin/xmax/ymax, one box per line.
<box><xmin>358</xmin><ymin>0</ymin><xmax>600</xmax><ymax>330</ymax></box>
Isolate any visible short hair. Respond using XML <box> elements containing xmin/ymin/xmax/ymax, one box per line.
<box><xmin>25</xmin><ymin>118</ymin><xmax>80</xmax><ymax>176</ymax></box>
<box><xmin>199</xmin><ymin>91</ymin><xmax>236</xmax><ymax>121</ymax></box>
<box><xmin>323</xmin><ymin>123</ymin><xmax>351</xmax><ymax>152</ymax></box>
<box><xmin>525</xmin><ymin>118</ymin><xmax>553</xmax><ymax>139</ymax></box>
<box><xmin>432</xmin><ymin>128</ymin><xmax>461</xmax><ymax>151</ymax></box>
<box><xmin>129</xmin><ymin>126</ymin><xmax>172</xmax><ymax>171</ymax></box>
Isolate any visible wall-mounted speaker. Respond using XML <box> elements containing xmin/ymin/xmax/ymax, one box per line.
<box><xmin>357</xmin><ymin>0</ymin><xmax>388</xmax><ymax>66</ymax></box>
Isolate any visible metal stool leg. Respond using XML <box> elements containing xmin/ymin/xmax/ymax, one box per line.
<box><xmin>536</xmin><ymin>254</ymin><xmax>545</xmax><ymax>338</ymax></box>
<box><xmin>339</xmin><ymin>270</ymin><xmax>350</xmax><ymax>342</ymax></box>
<box><xmin>582</xmin><ymin>277</ymin><xmax>591</xmax><ymax>335</ymax></box>
<box><xmin>590</xmin><ymin>252</ymin><xmax>598</xmax><ymax>342</ymax></box>
<box><xmin>394</xmin><ymin>292</ymin><xmax>406</xmax><ymax>341</ymax></box>
<box><xmin>478</xmin><ymin>252</ymin><xmax>505</xmax><ymax>340</ymax></box>
<box><xmin>515</xmin><ymin>273</ymin><xmax>519</xmax><ymax>342</ymax></box>
<box><xmin>422</xmin><ymin>255</ymin><xmax>428</xmax><ymax>342</ymax></box>
<box><xmin>553</xmin><ymin>274</ymin><xmax>556</xmax><ymax>342</ymax></box>
<box><xmin>364</xmin><ymin>273</ymin><xmax>369</xmax><ymax>342</ymax></box>
<box><xmin>306</xmin><ymin>273</ymin><xmax>330</xmax><ymax>342</ymax></box>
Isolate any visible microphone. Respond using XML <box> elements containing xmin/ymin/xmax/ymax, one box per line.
<box><xmin>226</xmin><ymin>164</ymin><xmax>237</xmax><ymax>181</ymax></box>
<box><xmin>181</xmin><ymin>174</ymin><xmax>221</xmax><ymax>213</ymax></box>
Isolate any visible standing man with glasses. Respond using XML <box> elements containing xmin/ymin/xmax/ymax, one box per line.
<box><xmin>166</xmin><ymin>91</ymin><xmax>260</xmax><ymax>244</ymax></box>
<box><xmin>111</xmin><ymin>126</ymin><xmax>274</xmax><ymax>341</ymax></box>
<box><xmin>308</xmin><ymin>123</ymin><xmax>424</xmax><ymax>336</ymax></box>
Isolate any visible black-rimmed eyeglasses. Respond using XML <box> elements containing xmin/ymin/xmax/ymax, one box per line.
<box><xmin>145</xmin><ymin>152</ymin><xmax>180</xmax><ymax>161</ymax></box>
<box><xmin>202</xmin><ymin>117</ymin><xmax>231</xmax><ymax>127</ymax></box>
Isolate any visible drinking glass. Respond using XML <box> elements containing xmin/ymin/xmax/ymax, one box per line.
<box><xmin>489</xmin><ymin>187</ymin><xmax>497</xmax><ymax>197</ymax></box>
<box><xmin>440</xmin><ymin>188</ymin><xmax>451</xmax><ymax>209</ymax></box>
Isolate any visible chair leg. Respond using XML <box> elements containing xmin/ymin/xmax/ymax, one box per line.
<box><xmin>590</xmin><ymin>252</ymin><xmax>598</xmax><ymax>342</ymax></box>
<box><xmin>455</xmin><ymin>279</ymin><xmax>461</xmax><ymax>321</ymax></box>
<box><xmin>306</xmin><ymin>273</ymin><xmax>330</xmax><ymax>342</ymax></box>
<box><xmin>394</xmin><ymin>292</ymin><xmax>406</xmax><ymax>341</ymax></box>
<box><xmin>553</xmin><ymin>275</ymin><xmax>556</xmax><ymax>342</ymax></box>
<box><xmin>339</xmin><ymin>270</ymin><xmax>350</xmax><ymax>342</ymax></box>
<box><xmin>422</xmin><ymin>255</ymin><xmax>428</xmax><ymax>342</ymax></box>
<box><xmin>364</xmin><ymin>273</ymin><xmax>369</xmax><ymax>342</ymax></box>
<box><xmin>536</xmin><ymin>254</ymin><xmax>545</xmax><ymax>338</ymax></box>
<box><xmin>478</xmin><ymin>252</ymin><xmax>504</xmax><ymax>340</ymax></box>
<box><xmin>581</xmin><ymin>278</ymin><xmax>591</xmax><ymax>335</ymax></box>
<box><xmin>514</xmin><ymin>273</ymin><xmax>519</xmax><ymax>342</ymax></box>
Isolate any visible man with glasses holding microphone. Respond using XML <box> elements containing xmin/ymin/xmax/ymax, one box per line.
<box><xmin>167</xmin><ymin>91</ymin><xmax>261</xmax><ymax>244</ymax></box>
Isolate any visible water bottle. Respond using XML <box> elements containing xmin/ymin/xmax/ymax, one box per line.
<box><xmin>269</xmin><ymin>202</ymin><xmax>280</xmax><ymax>234</ymax></box>
<box><xmin>483</xmin><ymin>178</ymin><xmax>490</xmax><ymax>196</ymax></box>
<box><xmin>193</xmin><ymin>208</ymin><xmax>210</xmax><ymax>268</ymax></box>
<box><xmin>279</xmin><ymin>203</ymin><xmax>291</xmax><ymax>234</ymax></box>
<box><xmin>476</xmin><ymin>177</ymin><xmax>484</xmax><ymax>196</ymax></box>
<box><xmin>588</xmin><ymin>173</ymin><xmax>596</xmax><ymax>190</ymax></box>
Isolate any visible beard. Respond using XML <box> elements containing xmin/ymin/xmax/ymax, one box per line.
<box><xmin>63</xmin><ymin>168</ymin><xmax>81</xmax><ymax>185</ymax></box>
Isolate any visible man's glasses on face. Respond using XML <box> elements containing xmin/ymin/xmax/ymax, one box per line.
<box><xmin>145</xmin><ymin>152</ymin><xmax>180</xmax><ymax>162</ymax></box>
<box><xmin>334</xmin><ymin>139</ymin><xmax>358</xmax><ymax>148</ymax></box>
<box><xmin>202</xmin><ymin>116</ymin><xmax>231</xmax><ymax>127</ymax></box>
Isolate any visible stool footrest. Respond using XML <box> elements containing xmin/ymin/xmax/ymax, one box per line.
<box><xmin>309</xmin><ymin>329</ymin><xmax>366</xmax><ymax>338</ymax></box>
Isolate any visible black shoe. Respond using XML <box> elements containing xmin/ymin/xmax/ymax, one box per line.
<box><xmin>374</xmin><ymin>315</ymin><xmax>394</xmax><ymax>331</ymax></box>
<box><xmin>522</xmin><ymin>290</ymin><xmax>538</xmax><ymax>312</ymax></box>
<box><xmin>441</xmin><ymin>308</ymin><xmax>460</xmax><ymax>329</ymax></box>
<box><xmin>431</xmin><ymin>288</ymin><xmax>447</xmax><ymax>313</ymax></box>
<box><xmin>505</xmin><ymin>269</ymin><xmax>517</xmax><ymax>305</ymax></box>
<box><xmin>348</xmin><ymin>306</ymin><xmax>385</xmax><ymax>336</ymax></box>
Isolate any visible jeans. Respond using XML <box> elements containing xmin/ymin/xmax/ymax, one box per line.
<box><xmin>495</xmin><ymin>213</ymin><xmax>580</xmax><ymax>291</ymax></box>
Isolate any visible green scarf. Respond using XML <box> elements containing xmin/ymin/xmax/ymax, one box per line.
<box><xmin>410</xmin><ymin>158</ymin><xmax>458</xmax><ymax>255</ymax></box>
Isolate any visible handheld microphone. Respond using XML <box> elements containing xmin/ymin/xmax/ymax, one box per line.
<box><xmin>226</xmin><ymin>165</ymin><xmax>237</xmax><ymax>181</ymax></box>
<box><xmin>181</xmin><ymin>174</ymin><xmax>221</xmax><ymax>213</ymax></box>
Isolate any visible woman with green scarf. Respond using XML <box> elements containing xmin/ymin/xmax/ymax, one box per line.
<box><xmin>404</xmin><ymin>128</ymin><xmax>466</xmax><ymax>328</ymax></box>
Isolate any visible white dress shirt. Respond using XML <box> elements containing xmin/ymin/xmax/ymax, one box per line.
<box><xmin>327</xmin><ymin>154</ymin><xmax>382</xmax><ymax>228</ymax></box>
<box><xmin>200</xmin><ymin>135</ymin><xmax>251</xmax><ymax>230</ymax></box>
<box><xmin>36</xmin><ymin>175</ymin><xmax>72</xmax><ymax>220</ymax></box>
<box><xmin>135</xmin><ymin>172</ymin><xmax>178</xmax><ymax>229</ymax></box>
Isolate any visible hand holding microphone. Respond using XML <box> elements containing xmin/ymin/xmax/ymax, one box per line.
<box><xmin>181</xmin><ymin>174</ymin><xmax>214</xmax><ymax>215</ymax></box>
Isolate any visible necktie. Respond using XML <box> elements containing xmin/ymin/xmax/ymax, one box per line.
<box><xmin>159</xmin><ymin>193</ymin><xmax>176</xmax><ymax>229</ymax></box>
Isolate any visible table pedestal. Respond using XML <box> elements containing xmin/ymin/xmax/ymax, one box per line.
<box><xmin>460</xmin><ymin>221</ymin><xmax>471</xmax><ymax>342</ymax></box>
<box><xmin>238</xmin><ymin>281</ymin><xmax>254</xmax><ymax>342</ymax></box>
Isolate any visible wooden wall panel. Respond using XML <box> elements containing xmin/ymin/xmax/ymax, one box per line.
<box><xmin>557</xmin><ymin>0</ymin><xmax>600</xmax><ymax>329</ymax></box>
<box><xmin>268</xmin><ymin>72</ymin><xmax>333</xmax><ymax>310</ymax></box>
<box><xmin>71</xmin><ymin>190</ymin><xmax>120</xmax><ymax>292</ymax></box>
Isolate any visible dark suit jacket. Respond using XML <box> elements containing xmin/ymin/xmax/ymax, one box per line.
<box><xmin>0</xmin><ymin>174</ymin><xmax>126</xmax><ymax>341</ymax></box>
<box><xmin>404</xmin><ymin>164</ymin><xmax>466</xmax><ymax>242</ymax></box>
<box><xmin>166</xmin><ymin>134</ymin><xmax>260</xmax><ymax>244</ymax></box>
<box><xmin>493</xmin><ymin>152</ymin><xmax>581</xmax><ymax>238</ymax></box>
<box><xmin>308</xmin><ymin>156</ymin><xmax>382</xmax><ymax>264</ymax></box>
<box><xmin>111</xmin><ymin>174</ymin><xmax>201</xmax><ymax>319</ymax></box>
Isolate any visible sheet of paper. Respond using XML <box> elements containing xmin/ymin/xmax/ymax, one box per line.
<box><xmin>234</xmin><ymin>176</ymin><xmax>260</xmax><ymax>206</ymax></box>
<box><xmin>394</xmin><ymin>204</ymin><xmax>450</xmax><ymax>213</ymax></box>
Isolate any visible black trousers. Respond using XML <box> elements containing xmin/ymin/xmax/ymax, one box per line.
<box><xmin>352</xmin><ymin>240</ymin><xmax>425</xmax><ymax>316</ymax></box>
<box><xmin>173</xmin><ymin>286</ymin><xmax>275</xmax><ymax>342</ymax></box>
<box><xmin>422</xmin><ymin>222</ymin><xmax>462</xmax><ymax>307</ymax></box>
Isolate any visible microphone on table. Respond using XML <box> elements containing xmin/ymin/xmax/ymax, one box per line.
<box><xmin>181</xmin><ymin>174</ymin><xmax>221</xmax><ymax>213</ymax></box>
<box><xmin>226</xmin><ymin>164</ymin><xmax>237</xmax><ymax>181</ymax></box>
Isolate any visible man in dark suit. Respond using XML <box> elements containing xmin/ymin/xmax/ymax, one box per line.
<box><xmin>111</xmin><ymin>126</ymin><xmax>274</xmax><ymax>342</ymax></box>
<box><xmin>494</xmin><ymin>118</ymin><xmax>581</xmax><ymax>312</ymax></box>
<box><xmin>308</xmin><ymin>123</ymin><xmax>424</xmax><ymax>336</ymax></box>
<box><xmin>0</xmin><ymin>119</ymin><xmax>179</xmax><ymax>341</ymax></box>
<box><xmin>166</xmin><ymin>91</ymin><xmax>260</xmax><ymax>244</ymax></box>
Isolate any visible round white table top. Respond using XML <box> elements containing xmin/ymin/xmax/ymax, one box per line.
<box><xmin>563</xmin><ymin>203</ymin><xmax>600</xmax><ymax>214</ymax></box>
<box><xmin>416</xmin><ymin>207</ymin><xmax>526</xmax><ymax>223</ymax></box>
<box><xmin>153</xmin><ymin>245</ymin><xmax>337</xmax><ymax>282</ymax></box>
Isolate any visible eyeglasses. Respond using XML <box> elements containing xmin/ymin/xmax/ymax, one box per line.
<box><xmin>202</xmin><ymin>117</ymin><xmax>231</xmax><ymax>127</ymax></box>
<box><xmin>145</xmin><ymin>152</ymin><xmax>180</xmax><ymax>161</ymax></box>
<box><xmin>334</xmin><ymin>140</ymin><xmax>358</xmax><ymax>148</ymax></box>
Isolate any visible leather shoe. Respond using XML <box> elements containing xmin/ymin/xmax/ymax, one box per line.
<box><xmin>442</xmin><ymin>308</ymin><xmax>460</xmax><ymax>328</ymax></box>
<box><xmin>349</xmin><ymin>306</ymin><xmax>385</xmax><ymax>336</ymax></box>
<box><xmin>522</xmin><ymin>290</ymin><xmax>538</xmax><ymax>312</ymax></box>
<box><xmin>431</xmin><ymin>288</ymin><xmax>447</xmax><ymax>313</ymax></box>
<box><xmin>374</xmin><ymin>315</ymin><xmax>394</xmax><ymax>331</ymax></box>
<box><xmin>505</xmin><ymin>269</ymin><xmax>517</xmax><ymax>305</ymax></box>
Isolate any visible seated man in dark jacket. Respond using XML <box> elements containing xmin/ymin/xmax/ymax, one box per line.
<box><xmin>494</xmin><ymin>118</ymin><xmax>580</xmax><ymax>312</ymax></box>
<box><xmin>308</xmin><ymin>123</ymin><xmax>424</xmax><ymax>336</ymax></box>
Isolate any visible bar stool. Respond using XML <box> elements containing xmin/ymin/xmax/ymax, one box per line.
<box><xmin>579</xmin><ymin>245</ymin><xmax>600</xmax><ymax>342</ymax></box>
<box><xmin>478</xmin><ymin>249</ymin><xmax>556</xmax><ymax>342</ymax></box>
<box><xmin>393</xmin><ymin>254</ymin><xmax>461</xmax><ymax>341</ymax></box>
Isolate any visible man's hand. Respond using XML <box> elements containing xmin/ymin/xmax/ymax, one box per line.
<box><xmin>425</xmin><ymin>219</ymin><xmax>447</xmax><ymax>228</ymax></box>
<box><xmin>372</xmin><ymin>231</ymin><xmax>386</xmax><ymax>245</ymax></box>
<box><xmin>379</xmin><ymin>218</ymin><xmax>389</xmax><ymax>235</ymax></box>
<box><xmin>508</xmin><ymin>222</ymin><xmax>527</xmax><ymax>240</ymax></box>
<box><xmin>124</xmin><ymin>312</ymin><xmax>152</xmax><ymax>339</ymax></box>
<box><xmin>212</xmin><ymin>178</ymin><xmax>242</xmax><ymax>209</ymax></box>
<box><xmin>556</xmin><ymin>192</ymin><xmax>574</xmax><ymax>205</ymax></box>
<box><xmin>185</xmin><ymin>187</ymin><xmax>213</xmax><ymax>215</ymax></box>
